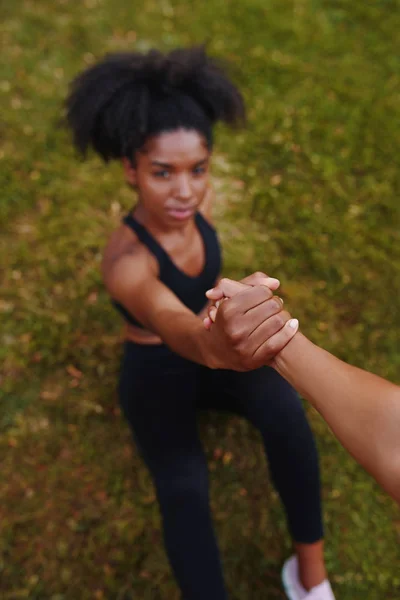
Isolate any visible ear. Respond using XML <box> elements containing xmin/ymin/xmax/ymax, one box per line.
<box><xmin>122</xmin><ymin>157</ymin><xmax>137</xmax><ymax>187</ymax></box>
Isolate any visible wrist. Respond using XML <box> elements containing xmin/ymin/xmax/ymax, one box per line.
<box><xmin>195</xmin><ymin>323</ymin><xmax>220</xmax><ymax>369</ymax></box>
<box><xmin>272</xmin><ymin>331</ymin><xmax>306</xmax><ymax>377</ymax></box>
<box><xmin>202</xmin><ymin>332</ymin><xmax>222</xmax><ymax>369</ymax></box>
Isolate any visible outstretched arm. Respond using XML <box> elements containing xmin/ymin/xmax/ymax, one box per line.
<box><xmin>105</xmin><ymin>251</ymin><xmax>292</xmax><ymax>370</ymax></box>
<box><xmin>274</xmin><ymin>333</ymin><xmax>400</xmax><ymax>504</ymax></box>
<box><xmin>207</xmin><ymin>278</ymin><xmax>400</xmax><ymax>504</ymax></box>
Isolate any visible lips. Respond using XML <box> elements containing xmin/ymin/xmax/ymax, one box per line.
<box><xmin>166</xmin><ymin>206</ymin><xmax>196</xmax><ymax>221</ymax></box>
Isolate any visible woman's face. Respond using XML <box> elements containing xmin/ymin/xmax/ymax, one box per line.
<box><xmin>123</xmin><ymin>129</ymin><xmax>211</xmax><ymax>227</ymax></box>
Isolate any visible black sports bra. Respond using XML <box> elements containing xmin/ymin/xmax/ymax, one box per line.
<box><xmin>112</xmin><ymin>211</ymin><xmax>222</xmax><ymax>328</ymax></box>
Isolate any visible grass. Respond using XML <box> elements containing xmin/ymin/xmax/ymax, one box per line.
<box><xmin>1</xmin><ymin>0</ymin><xmax>400</xmax><ymax>598</ymax></box>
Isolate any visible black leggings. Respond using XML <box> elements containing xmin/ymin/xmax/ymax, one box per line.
<box><xmin>119</xmin><ymin>342</ymin><xmax>323</xmax><ymax>600</ymax></box>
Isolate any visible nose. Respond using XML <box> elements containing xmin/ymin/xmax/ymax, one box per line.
<box><xmin>174</xmin><ymin>174</ymin><xmax>193</xmax><ymax>201</ymax></box>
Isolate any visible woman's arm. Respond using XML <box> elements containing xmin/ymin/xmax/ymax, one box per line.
<box><xmin>274</xmin><ymin>333</ymin><xmax>400</xmax><ymax>504</ymax></box>
<box><xmin>207</xmin><ymin>277</ymin><xmax>400</xmax><ymax>504</ymax></box>
<box><xmin>105</xmin><ymin>251</ymin><xmax>292</xmax><ymax>370</ymax></box>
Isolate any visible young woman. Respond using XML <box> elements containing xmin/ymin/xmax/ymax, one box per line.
<box><xmin>66</xmin><ymin>47</ymin><xmax>335</xmax><ymax>600</ymax></box>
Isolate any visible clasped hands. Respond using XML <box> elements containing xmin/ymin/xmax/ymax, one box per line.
<box><xmin>203</xmin><ymin>272</ymin><xmax>298</xmax><ymax>371</ymax></box>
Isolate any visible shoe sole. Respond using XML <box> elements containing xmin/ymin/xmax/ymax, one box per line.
<box><xmin>282</xmin><ymin>565</ymin><xmax>296</xmax><ymax>600</ymax></box>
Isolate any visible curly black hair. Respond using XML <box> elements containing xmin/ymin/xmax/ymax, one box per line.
<box><xmin>66</xmin><ymin>46</ymin><xmax>246</xmax><ymax>162</ymax></box>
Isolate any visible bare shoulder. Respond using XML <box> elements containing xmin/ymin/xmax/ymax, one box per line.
<box><xmin>102</xmin><ymin>224</ymin><xmax>158</xmax><ymax>293</ymax></box>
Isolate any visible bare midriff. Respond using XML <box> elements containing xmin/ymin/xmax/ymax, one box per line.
<box><xmin>122</xmin><ymin>302</ymin><xmax>210</xmax><ymax>346</ymax></box>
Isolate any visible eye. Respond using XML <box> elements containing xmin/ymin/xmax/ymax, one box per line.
<box><xmin>193</xmin><ymin>165</ymin><xmax>206</xmax><ymax>176</ymax></box>
<box><xmin>153</xmin><ymin>170</ymin><xmax>170</xmax><ymax>179</ymax></box>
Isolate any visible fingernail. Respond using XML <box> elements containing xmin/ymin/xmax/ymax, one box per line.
<box><xmin>210</xmin><ymin>308</ymin><xmax>217</xmax><ymax>322</ymax></box>
<box><xmin>205</xmin><ymin>289</ymin><xmax>214</xmax><ymax>296</ymax></box>
<box><xmin>289</xmin><ymin>318</ymin><xmax>299</xmax><ymax>329</ymax></box>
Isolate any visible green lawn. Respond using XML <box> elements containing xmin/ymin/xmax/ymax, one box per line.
<box><xmin>1</xmin><ymin>0</ymin><xmax>400</xmax><ymax>598</ymax></box>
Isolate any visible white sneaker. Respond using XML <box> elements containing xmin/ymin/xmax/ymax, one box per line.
<box><xmin>282</xmin><ymin>555</ymin><xmax>336</xmax><ymax>600</ymax></box>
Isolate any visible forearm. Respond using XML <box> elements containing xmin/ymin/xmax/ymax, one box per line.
<box><xmin>155</xmin><ymin>311</ymin><xmax>216</xmax><ymax>367</ymax></box>
<box><xmin>273</xmin><ymin>333</ymin><xmax>400</xmax><ymax>503</ymax></box>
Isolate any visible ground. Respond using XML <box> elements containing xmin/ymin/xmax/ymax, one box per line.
<box><xmin>1</xmin><ymin>1</ymin><xmax>400</xmax><ymax>598</ymax></box>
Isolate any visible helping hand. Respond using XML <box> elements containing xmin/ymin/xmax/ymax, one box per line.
<box><xmin>204</xmin><ymin>273</ymin><xmax>299</xmax><ymax>369</ymax></box>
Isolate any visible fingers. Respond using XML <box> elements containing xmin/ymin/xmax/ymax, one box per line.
<box><xmin>252</xmin><ymin>318</ymin><xmax>299</xmax><ymax>363</ymax></box>
<box><xmin>203</xmin><ymin>316</ymin><xmax>212</xmax><ymax>330</ymax></box>
<box><xmin>248</xmin><ymin>308</ymin><xmax>292</xmax><ymax>348</ymax></box>
<box><xmin>244</xmin><ymin>296</ymin><xmax>285</xmax><ymax>332</ymax></box>
<box><xmin>206</xmin><ymin>279</ymin><xmax>249</xmax><ymax>301</ymax></box>
<box><xmin>240</xmin><ymin>271</ymin><xmax>268</xmax><ymax>285</ymax></box>
<box><xmin>240</xmin><ymin>272</ymin><xmax>280</xmax><ymax>290</ymax></box>
<box><xmin>221</xmin><ymin>298</ymin><xmax>288</xmax><ymax>358</ymax></box>
<box><xmin>206</xmin><ymin>296</ymin><xmax>226</xmax><ymax>324</ymax></box>
<box><xmin>248</xmin><ymin>276</ymin><xmax>280</xmax><ymax>290</ymax></box>
<box><xmin>220</xmin><ymin>285</ymin><xmax>275</xmax><ymax>318</ymax></box>
<box><xmin>208</xmin><ymin>287</ymin><xmax>280</xmax><ymax>326</ymax></box>
<box><xmin>208</xmin><ymin>305</ymin><xmax>217</xmax><ymax>323</ymax></box>
<box><xmin>206</xmin><ymin>275</ymin><xmax>280</xmax><ymax>301</ymax></box>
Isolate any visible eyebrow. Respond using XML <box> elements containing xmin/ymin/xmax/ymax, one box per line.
<box><xmin>151</xmin><ymin>158</ymin><xmax>208</xmax><ymax>169</ymax></box>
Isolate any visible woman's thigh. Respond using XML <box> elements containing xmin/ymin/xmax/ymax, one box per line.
<box><xmin>119</xmin><ymin>342</ymin><xmax>204</xmax><ymax>467</ymax></box>
<box><xmin>199</xmin><ymin>365</ymin><xmax>307</xmax><ymax>432</ymax></box>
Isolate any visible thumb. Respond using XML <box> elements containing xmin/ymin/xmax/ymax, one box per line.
<box><xmin>206</xmin><ymin>276</ymin><xmax>280</xmax><ymax>300</ymax></box>
<box><xmin>206</xmin><ymin>278</ymin><xmax>248</xmax><ymax>300</ymax></box>
<box><xmin>240</xmin><ymin>272</ymin><xmax>280</xmax><ymax>290</ymax></box>
<box><xmin>252</xmin><ymin>276</ymin><xmax>280</xmax><ymax>291</ymax></box>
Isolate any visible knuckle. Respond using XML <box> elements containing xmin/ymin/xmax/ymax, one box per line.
<box><xmin>265</xmin><ymin>332</ymin><xmax>280</xmax><ymax>349</ymax></box>
<box><xmin>229</xmin><ymin>327</ymin><xmax>244</xmax><ymax>345</ymax></box>
<box><xmin>221</xmin><ymin>300</ymin><xmax>240</xmax><ymax>323</ymax></box>
<box><xmin>219</xmin><ymin>301</ymin><xmax>232</xmax><ymax>321</ymax></box>
<box><xmin>269</xmin><ymin>297</ymin><xmax>282</xmax><ymax>311</ymax></box>
<box><xmin>273</xmin><ymin>313</ymin><xmax>286</xmax><ymax>330</ymax></box>
<box><xmin>260</xmin><ymin>286</ymin><xmax>272</xmax><ymax>300</ymax></box>
<box><xmin>262</xmin><ymin>340</ymin><xmax>276</xmax><ymax>357</ymax></box>
<box><xmin>265</xmin><ymin>333</ymin><xmax>286</xmax><ymax>356</ymax></box>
